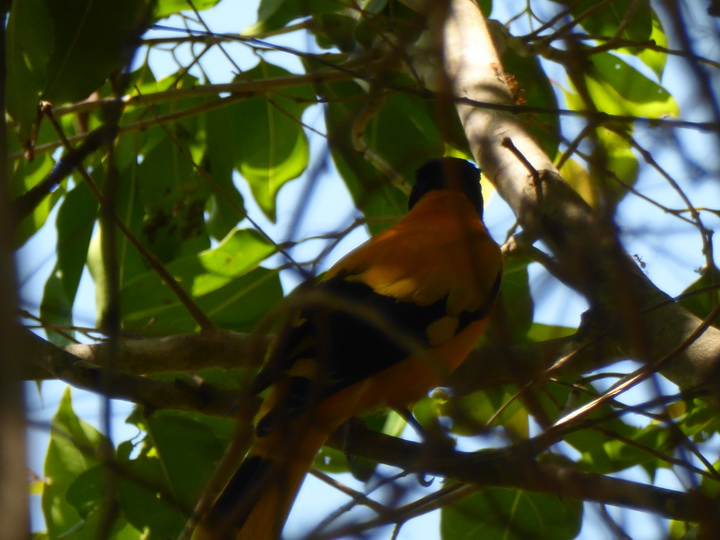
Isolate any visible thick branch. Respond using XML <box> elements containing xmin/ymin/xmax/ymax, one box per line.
<box><xmin>26</xmin><ymin>334</ymin><xmax>714</xmax><ymax>525</ymax></box>
<box><xmin>330</xmin><ymin>423</ymin><xmax>713</xmax><ymax>525</ymax></box>
<box><xmin>23</xmin><ymin>331</ymin><xmax>260</xmax><ymax>416</ymax></box>
<box><xmin>24</xmin><ymin>328</ymin><xmax>625</xmax><ymax>400</ymax></box>
<box><xmin>23</xmin><ymin>329</ymin><xmax>269</xmax><ymax>380</ymax></box>
<box><xmin>434</xmin><ymin>0</ymin><xmax>720</xmax><ymax>396</ymax></box>
<box><xmin>0</xmin><ymin>3</ymin><xmax>29</xmax><ymax>534</ymax></box>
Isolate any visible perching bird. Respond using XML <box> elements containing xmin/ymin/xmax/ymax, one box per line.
<box><xmin>193</xmin><ymin>157</ymin><xmax>503</xmax><ymax>539</ymax></box>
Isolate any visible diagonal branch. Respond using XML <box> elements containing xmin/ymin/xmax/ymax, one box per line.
<box><xmin>433</xmin><ymin>0</ymin><xmax>720</xmax><ymax>397</ymax></box>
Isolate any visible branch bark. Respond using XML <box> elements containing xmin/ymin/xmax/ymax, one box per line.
<box><xmin>23</xmin><ymin>330</ymin><xmax>261</xmax><ymax>416</ymax></box>
<box><xmin>24</xmin><ymin>327</ymin><xmax>625</xmax><ymax>401</ymax></box>
<box><xmin>327</xmin><ymin>423</ymin><xmax>714</xmax><ymax>525</ymax></box>
<box><xmin>0</xmin><ymin>1</ymin><xmax>28</xmax><ymax>534</ymax></box>
<box><xmin>433</xmin><ymin>0</ymin><xmax>720</xmax><ymax>397</ymax></box>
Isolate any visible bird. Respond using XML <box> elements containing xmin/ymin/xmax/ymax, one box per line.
<box><xmin>192</xmin><ymin>157</ymin><xmax>503</xmax><ymax>539</ymax></box>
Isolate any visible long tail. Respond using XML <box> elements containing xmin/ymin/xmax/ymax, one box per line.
<box><xmin>193</xmin><ymin>422</ymin><xmax>330</xmax><ymax>540</ymax></box>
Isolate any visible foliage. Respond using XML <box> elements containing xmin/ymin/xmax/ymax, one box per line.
<box><xmin>9</xmin><ymin>0</ymin><xmax>720</xmax><ymax>539</ymax></box>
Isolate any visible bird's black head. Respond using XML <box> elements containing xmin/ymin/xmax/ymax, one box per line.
<box><xmin>408</xmin><ymin>158</ymin><xmax>484</xmax><ymax>218</ymax></box>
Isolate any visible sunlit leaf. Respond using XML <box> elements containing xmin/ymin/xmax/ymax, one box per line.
<box><xmin>560</xmin><ymin>127</ymin><xmax>639</xmax><ymax>208</ymax></box>
<box><xmin>228</xmin><ymin>62</ymin><xmax>313</xmax><ymax>221</ymax></box>
<box><xmin>549</xmin><ymin>0</ymin><xmax>652</xmax><ymax>43</ymax></box>
<box><xmin>154</xmin><ymin>0</ymin><xmax>223</xmax><ymax>19</ymax></box>
<box><xmin>565</xmin><ymin>52</ymin><xmax>679</xmax><ymax>118</ymax></box>
<box><xmin>526</xmin><ymin>323</ymin><xmax>575</xmax><ymax>342</ymax></box>
<box><xmin>621</xmin><ymin>12</ymin><xmax>668</xmax><ymax>78</ymax></box>
<box><xmin>11</xmin><ymin>153</ymin><xmax>59</xmax><ymax>246</ymax></box>
<box><xmin>560</xmin><ymin>158</ymin><xmax>595</xmax><ymax>207</ymax></box>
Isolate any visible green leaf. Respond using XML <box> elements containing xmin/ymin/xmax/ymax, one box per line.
<box><xmin>66</xmin><ymin>466</ymin><xmax>105</xmax><ymax>519</ymax></box>
<box><xmin>312</xmin><ymin>13</ymin><xmax>359</xmax><ymax>51</ymax></box>
<box><xmin>122</xmin><ymin>265</ymin><xmax>282</xmax><ymax>336</ymax></box>
<box><xmin>145</xmin><ymin>410</ymin><xmax>229</xmax><ymax>509</ymax></box>
<box><xmin>6</xmin><ymin>0</ymin><xmax>53</xmax><ymax>141</ymax></box>
<box><xmin>565</xmin><ymin>52</ymin><xmax>679</xmax><ymax>118</ymax></box>
<box><xmin>317</xmin><ymin>77</ymin><xmax>461</xmax><ymax>231</ymax></box>
<box><xmin>204</xmin><ymin>106</ymin><xmax>247</xmax><ymax>239</ymax></box>
<box><xmin>115</xmin><ymin>441</ymin><xmax>188</xmax><ymax>540</ymax></box>
<box><xmin>353</xmin><ymin>4</ymin><xmax>424</xmax><ymax>50</ymax></box>
<box><xmin>232</xmin><ymin>62</ymin><xmax>313</xmax><ymax>221</ymax></box>
<box><xmin>111</xmin><ymin>114</ymin><xmax>176</xmax><ymax>289</ymax></box>
<box><xmin>122</xmin><ymin>227</ymin><xmax>274</xmax><ymax>301</ymax></box>
<box><xmin>485</xmin><ymin>256</ymin><xmax>534</xmax><ymax>342</ymax></box>
<box><xmin>65</xmin><ymin>467</ymin><xmax>142</xmax><ymax>539</ymax></box>
<box><xmin>526</xmin><ymin>323</ymin><xmax>575</xmax><ymax>342</ymax></box>
<box><xmin>677</xmin><ymin>398</ymin><xmax>720</xmax><ymax>442</ymax></box>
<box><xmin>562</xmin><ymin>397</ymin><xmax>643</xmax><ymax>474</ymax></box>
<box><xmin>597</xmin><ymin>127</ymin><xmax>639</xmax><ymax>193</ymax></box>
<box><xmin>112</xmin><ymin>412</ymin><xmax>235</xmax><ymax>538</ymax></box>
<box><xmin>154</xmin><ymin>0</ymin><xmax>222</xmax><ymax>19</ymax></box>
<box><xmin>621</xmin><ymin>12</ymin><xmax>668</xmax><ymax>78</ymax></box>
<box><xmin>367</xmin><ymin>92</ymin><xmax>468</xmax><ymax>173</ymax></box>
<box><xmin>245</xmin><ymin>0</ymin><xmax>345</xmax><ymax>36</ymax></box>
<box><xmin>549</xmin><ymin>0</ymin><xmax>652</xmax><ymax>43</ymax></box>
<box><xmin>442</xmin><ymin>486</ymin><xmax>582</xmax><ymax>540</ymax></box>
<box><xmin>42</xmin><ymin>389</ymin><xmax>108</xmax><ymax>538</ymax></box>
<box><xmin>195</xmin><ymin>229</ymin><xmax>276</xmax><ymax>295</ymax></box>
<box><xmin>560</xmin><ymin>158</ymin><xmax>595</xmax><ymax>207</ymax></box>
<box><xmin>41</xmin><ymin>182</ymin><xmax>99</xmax><ymax>345</ymax></box>
<box><xmin>678</xmin><ymin>265</ymin><xmax>720</xmax><ymax>327</ymax></box>
<box><xmin>442</xmin><ymin>387</ymin><xmax>528</xmax><ymax>440</ymax></box>
<box><xmin>314</xmin><ymin>446</ymin><xmax>352</xmax><ymax>474</ymax></box>
<box><xmin>136</xmin><ymin>114</ymin><xmax>211</xmax><ymax>263</ymax></box>
<box><xmin>602</xmin><ymin>422</ymin><xmax>674</xmax><ymax>477</ymax></box>
<box><xmin>42</xmin><ymin>0</ymin><xmax>150</xmax><ymax>104</ymax></box>
<box><xmin>64</xmin><ymin>465</ymin><xmax>144</xmax><ymax>540</ymax></box>
<box><xmin>10</xmin><ymin>153</ymin><xmax>59</xmax><ymax>246</ymax></box>
<box><xmin>566</xmin><ymin>126</ymin><xmax>639</xmax><ymax>207</ymax></box>
<box><xmin>83</xmin><ymin>82</ymin><xmax>213</xmax><ymax>327</ymax></box>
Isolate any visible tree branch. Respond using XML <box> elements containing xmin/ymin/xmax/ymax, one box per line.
<box><xmin>328</xmin><ymin>423</ymin><xmax>714</xmax><ymax>525</ymax></box>
<box><xmin>434</xmin><ymin>0</ymin><xmax>720</xmax><ymax>397</ymax></box>
<box><xmin>0</xmin><ymin>0</ymin><xmax>29</xmax><ymax>534</ymax></box>
<box><xmin>24</xmin><ymin>326</ymin><xmax>626</xmax><ymax>402</ymax></box>
<box><xmin>23</xmin><ymin>330</ymin><xmax>261</xmax><ymax>416</ymax></box>
<box><xmin>23</xmin><ymin>333</ymin><xmax>714</xmax><ymax>527</ymax></box>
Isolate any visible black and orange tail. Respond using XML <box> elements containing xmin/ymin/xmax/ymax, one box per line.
<box><xmin>193</xmin><ymin>423</ymin><xmax>329</xmax><ymax>540</ymax></box>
